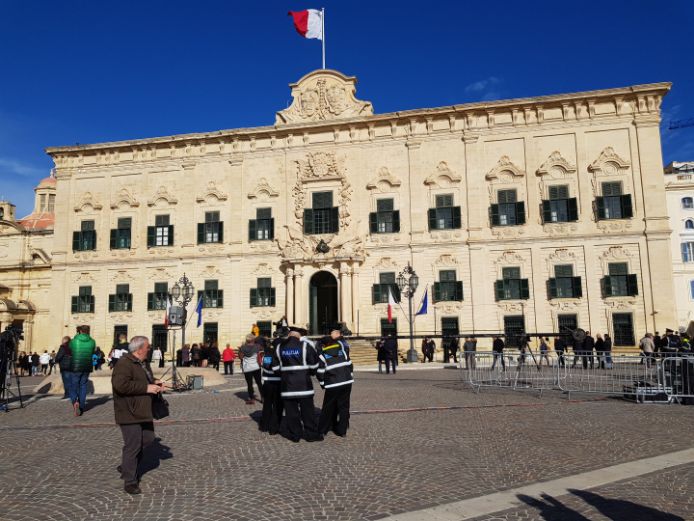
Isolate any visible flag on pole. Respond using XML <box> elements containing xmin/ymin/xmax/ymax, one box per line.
<box><xmin>164</xmin><ymin>295</ymin><xmax>171</xmax><ymax>326</ymax></box>
<box><xmin>416</xmin><ymin>286</ymin><xmax>429</xmax><ymax>316</ymax></box>
<box><xmin>387</xmin><ymin>287</ymin><xmax>397</xmax><ymax>324</ymax></box>
<box><xmin>288</xmin><ymin>9</ymin><xmax>323</xmax><ymax>40</ymax></box>
<box><xmin>195</xmin><ymin>295</ymin><xmax>203</xmax><ymax>328</ymax></box>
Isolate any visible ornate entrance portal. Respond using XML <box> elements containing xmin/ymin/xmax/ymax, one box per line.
<box><xmin>309</xmin><ymin>271</ymin><xmax>338</xmax><ymax>336</ymax></box>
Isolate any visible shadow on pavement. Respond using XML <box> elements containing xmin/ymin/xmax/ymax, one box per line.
<box><xmin>140</xmin><ymin>437</ymin><xmax>173</xmax><ymax>478</ymax></box>
<box><xmin>517</xmin><ymin>494</ymin><xmax>591</xmax><ymax>520</ymax></box>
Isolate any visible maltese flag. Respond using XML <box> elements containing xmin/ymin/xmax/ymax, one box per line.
<box><xmin>387</xmin><ymin>287</ymin><xmax>397</xmax><ymax>324</ymax></box>
<box><xmin>288</xmin><ymin>9</ymin><xmax>323</xmax><ymax>40</ymax></box>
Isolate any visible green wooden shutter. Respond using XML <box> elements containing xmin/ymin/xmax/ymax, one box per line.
<box><xmin>147</xmin><ymin>293</ymin><xmax>154</xmax><ymax>310</ymax></box>
<box><xmin>197</xmin><ymin>223</ymin><xmax>205</xmax><ymax>244</ymax></box>
<box><xmin>217</xmin><ymin>290</ymin><xmax>223</xmax><ymax>308</ymax></box>
<box><xmin>110</xmin><ymin>229</ymin><xmax>117</xmax><ymax>249</ymax></box>
<box><xmin>303</xmin><ymin>209</ymin><xmax>314</xmax><ymax>234</ymax></box>
<box><xmin>108</xmin><ymin>294</ymin><xmax>115</xmax><ymax>312</ymax></box>
<box><xmin>218</xmin><ymin>222</ymin><xmax>224</xmax><ymax>243</ymax></box>
<box><xmin>428</xmin><ymin>208</ymin><xmax>437</xmax><ymax>230</ymax></box>
<box><xmin>126</xmin><ymin>293</ymin><xmax>133</xmax><ymax>311</ymax></box>
<box><xmin>490</xmin><ymin>204</ymin><xmax>500</xmax><ymax>226</ymax></box>
<box><xmin>627</xmin><ymin>274</ymin><xmax>638</xmax><ymax>296</ymax></box>
<box><xmin>433</xmin><ymin>282</ymin><xmax>441</xmax><ymax>303</ymax></box>
<box><xmin>542</xmin><ymin>200</ymin><xmax>552</xmax><ymax>223</ymax></box>
<box><xmin>330</xmin><ymin>207</ymin><xmax>340</xmax><ymax>233</ymax></box>
<box><xmin>452</xmin><ymin>206</ymin><xmax>462</xmax><ymax>229</ymax></box>
<box><xmin>248</xmin><ymin>220</ymin><xmax>257</xmax><ymax>242</ymax></box>
<box><xmin>567</xmin><ymin>198</ymin><xmax>579</xmax><ymax>221</ymax></box>
<box><xmin>270</xmin><ymin>288</ymin><xmax>276</xmax><ymax>307</ymax></box>
<box><xmin>268</xmin><ymin>218</ymin><xmax>274</xmax><ymax>240</ymax></box>
<box><xmin>548</xmin><ymin>278</ymin><xmax>558</xmax><ymax>299</ymax></box>
<box><xmin>596</xmin><ymin>197</ymin><xmax>606</xmax><ymax>220</ymax></box>
<box><xmin>602</xmin><ymin>276</ymin><xmax>613</xmax><ymax>298</ymax></box>
<box><xmin>372</xmin><ymin>284</ymin><xmax>381</xmax><ymax>304</ymax></box>
<box><xmin>455</xmin><ymin>281</ymin><xmax>464</xmax><ymax>301</ymax></box>
<box><xmin>621</xmin><ymin>195</ymin><xmax>633</xmax><ymax>218</ymax></box>
<box><xmin>72</xmin><ymin>231</ymin><xmax>80</xmax><ymax>251</ymax></box>
<box><xmin>516</xmin><ymin>202</ymin><xmax>526</xmax><ymax>225</ymax></box>
<box><xmin>147</xmin><ymin>226</ymin><xmax>156</xmax><ymax>247</ymax></box>
<box><xmin>369</xmin><ymin>212</ymin><xmax>378</xmax><ymax>233</ymax></box>
<box><xmin>392</xmin><ymin>210</ymin><xmax>400</xmax><ymax>232</ymax></box>
<box><xmin>520</xmin><ymin>279</ymin><xmax>530</xmax><ymax>299</ymax></box>
<box><xmin>250</xmin><ymin>288</ymin><xmax>258</xmax><ymax>307</ymax></box>
<box><xmin>168</xmin><ymin>225</ymin><xmax>175</xmax><ymax>245</ymax></box>
<box><xmin>572</xmin><ymin>276</ymin><xmax>583</xmax><ymax>298</ymax></box>
<box><xmin>71</xmin><ymin>295</ymin><xmax>78</xmax><ymax>313</ymax></box>
<box><xmin>494</xmin><ymin>280</ymin><xmax>505</xmax><ymax>301</ymax></box>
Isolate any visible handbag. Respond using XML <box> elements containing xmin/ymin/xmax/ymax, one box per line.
<box><xmin>152</xmin><ymin>393</ymin><xmax>170</xmax><ymax>420</ymax></box>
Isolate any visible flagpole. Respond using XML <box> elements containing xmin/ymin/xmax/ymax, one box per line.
<box><xmin>321</xmin><ymin>7</ymin><xmax>326</xmax><ymax>69</ymax></box>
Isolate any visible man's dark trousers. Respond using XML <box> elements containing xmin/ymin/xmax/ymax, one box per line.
<box><xmin>119</xmin><ymin>422</ymin><xmax>155</xmax><ymax>486</ymax></box>
<box><xmin>282</xmin><ymin>397</ymin><xmax>321</xmax><ymax>441</ymax></box>
<box><xmin>224</xmin><ymin>361</ymin><xmax>233</xmax><ymax>375</ymax></box>
<box><xmin>318</xmin><ymin>384</ymin><xmax>351</xmax><ymax>436</ymax></box>
<box><xmin>385</xmin><ymin>359</ymin><xmax>396</xmax><ymax>374</ymax></box>
<box><xmin>260</xmin><ymin>382</ymin><xmax>283</xmax><ymax>434</ymax></box>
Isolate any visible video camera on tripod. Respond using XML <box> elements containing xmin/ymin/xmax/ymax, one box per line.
<box><xmin>0</xmin><ymin>324</ymin><xmax>24</xmax><ymax>412</ymax></box>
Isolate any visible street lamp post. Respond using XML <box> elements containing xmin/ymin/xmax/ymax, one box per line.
<box><xmin>169</xmin><ymin>273</ymin><xmax>195</xmax><ymax>389</ymax></box>
<box><xmin>396</xmin><ymin>263</ymin><xmax>419</xmax><ymax>363</ymax></box>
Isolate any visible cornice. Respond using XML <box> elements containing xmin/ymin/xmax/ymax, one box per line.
<box><xmin>45</xmin><ymin>82</ymin><xmax>671</xmax><ymax>158</ymax></box>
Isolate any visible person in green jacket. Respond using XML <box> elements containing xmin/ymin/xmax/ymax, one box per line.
<box><xmin>68</xmin><ymin>325</ymin><xmax>96</xmax><ymax>416</ymax></box>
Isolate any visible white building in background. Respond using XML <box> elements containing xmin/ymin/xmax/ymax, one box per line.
<box><xmin>665</xmin><ymin>161</ymin><xmax>694</xmax><ymax>329</ymax></box>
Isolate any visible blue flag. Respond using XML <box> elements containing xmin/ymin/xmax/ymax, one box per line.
<box><xmin>416</xmin><ymin>287</ymin><xmax>428</xmax><ymax>316</ymax></box>
<box><xmin>195</xmin><ymin>295</ymin><xmax>203</xmax><ymax>328</ymax></box>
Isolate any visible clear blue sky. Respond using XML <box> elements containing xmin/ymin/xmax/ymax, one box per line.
<box><xmin>1</xmin><ymin>0</ymin><xmax>692</xmax><ymax>217</ymax></box>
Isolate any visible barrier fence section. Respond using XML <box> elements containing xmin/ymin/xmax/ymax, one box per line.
<box><xmin>463</xmin><ymin>351</ymin><xmax>694</xmax><ymax>403</ymax></box>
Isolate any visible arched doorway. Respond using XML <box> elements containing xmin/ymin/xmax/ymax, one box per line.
<box><xmin>309</xmin><ymin>271</ymin><xmax>338</xmax><ymax>336</ymax></box>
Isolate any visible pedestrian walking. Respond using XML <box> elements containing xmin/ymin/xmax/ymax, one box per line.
<box><xmin>48</xmin><ymin>351</ymin><xmax>56</xmax><ymax>375</ymax></box>
<box><xmin>200</xmin><ymin>342</ymin><xmax>210</xmax><ymax>368</ymax></box>
<box><xmin>584</xmin><ymin>332</ymin><xmax>595</xmax><ymax>369</ymax></box>
<box><xmin>222</xmin><ymin>343</ymin><xmax>236</xmax><ymax>375</ymax></box>
<box><xmin>639</xmin><ymin>333</ymin><xmax>655</xmax><ymax>368</ymax></box>
<box><xmin>239</xmin><ymin>335</ymin><xmax>262</xmax><ymax>404</ymax></box>
<box><xmin>190</xmin><ymin>344</ymin><xmax>201</xmax><ymax>367</ymax></box>
<box><xmin>382</xmin><ymin>333</ymin><xmax>398</xmax><ymax>374</ymax></box>
<box><xmin>316</xmin><ymin>326</ymin><xmax>353</xmax><ymax>438</ymax></box>
<box><xmin>209</xmin><ymin>342</ymin><xmax>221</xmax><ymax>371</ymax></box>
<box><xmin>595</xmin><ymin>334</ymin><xmax>606</xmax><ymax>369</ymax></box>
<box><xmin>54</xmin><ymin>337</ymin><xmax>72</xmax><ymax>399</ymax></box>
<box><xmin>151</xmin><ymin>345</ymin><xmax>162</xmax><ymax>369</ymax></box>
<box><xmin>491</xmin><ymin>335</ymin><xmax>506</xmax><ymax>370</ymax></box>
<box><xmin>110</xmin><ymin>335</ymin><xmax>129</xmax><ymax>368</ymax></box>
<box><xmin>539</xmin><ymin>337</ymin><xmax>551</xmax><ymax>366</ymax></box>
<box><xmin>554</xmin><ymin>336</ymin><xmax>566</xmax><ymax>368</ymax></box>
<box><xmin>39</xmin><ymin>350</ymin><xmax>51</xmax><ymax>375</ymax></box>
<box><xmin>271</xmin><ymin>326</ymin><xmax>322</xmax><ymax>442</ymax></box>
<box><xmin>259</xmin><ymin>336</ymin><xmax>283</xmax><ymax>435</ymax></box>
<box><xmin>31</xmin><ymin>352</ymin><xmax>40</xmax><ymax>376</ymax></box>
<box><xmin>603</xmin><ymin>333</ymin><xmax>613</xmax><ymax>369</ymax></box>
<box><xmin>375</xmin><ymin>338</ymin><xmax>385</xmax><ymax>373</ymax></box>
<box><xmin>68</xmin><ymin>325</ymin><xmax>96</xmax><ymax>416</ymax></box>
<box><xmin>463</xmin><ymin>337</ymin><xmax>477</xmax><ymax>370</ymax></box>
<box><xmin>111</xmin><ymin>335</ymin><xmax>168</xmax><ymax>495</ymax></box>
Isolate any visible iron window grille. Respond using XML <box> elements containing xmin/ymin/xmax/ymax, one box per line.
<box><xmin>612</xmin><ymin>313</ymin><xmax>635</xmax><ymax>346</ymax></box>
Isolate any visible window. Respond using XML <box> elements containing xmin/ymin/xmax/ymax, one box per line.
<box><xmin>147</xmin><ymin>282</ymin><xmax>169</xmax><ymax>311</ymax></box>
<box><xmin>110</xmin><ymin>217</ymin><xmax>132</xmax><ymax>249</ymax></box>
<box><xmin>304</xmin><ymin>191</ymin><xmax>338</xmax><ymax>234</ymax></box>
<box><xmin>612</xmin><ymin>313</ymin><xmax>635</xmax><ymax>346</ymax></box>
<box><xmin>596</xmin><ymin>182</ymin><xmax>632</xmax><ymax>220</ymax></box>
<box><xmin>250</xmin><ymin>277</ymin><xmax>276</xmax><ymax>307</ymax></box>
<box><xmin>686</xmin><ymin>220</ymin><xmax>694</xmax><ymax>230</ymax></box>
<box><xmin>40</xmin><ymin>194</ymin><xmax>46</xmax><ymax>211</ymax></box>
<box><xmin>441</xmin><ymin>317</ymin><xmax>459</xmax><ymax>349</ymax></box>
<box><xmin>109</xmin><ymin>284</ymin><xmax>133</xmax><ymax>312</ymax></box>
<box><xmin>491</xmin><ymin>189</ymin><xmax>526</xmax><ymax>226</ymax></box>
<box><xmin>603</xmin><ymin>263</ymin><xmax>638</xmax><ymax>297</ymax></box>
<box><xmin>72</xmin><ymin>220</ymin><xmax>97</xmax><ymax>251</ymax></box>
<box><xmin>257</xmin><ymin>321</ymin><xmax>272</xmax><ymax>338</ymax></box>
<box><xmin>380</xmin><ymin>318</ymin><xmax>397</xmax><ymax>338</ymax></box>
<box><xmin>249</xmin><ymin>208</ymin><xmax>274</xmax><ymax>241</ymax></box>
<box><xmin>369</xmin><ymin>198</ymin><xmax>400</xmax><ymax>234</ymax></box>
<box><xmin>433</xmin><ymin>270</ymin><xmax>463</xmax><ymax>302</ymax></box>
<box><xmin>372</xmin><ymin>272</ymin><xmax>401</xmax><ymax>304</ymax></box>
<box><xmin>504</xmin><ymin>315</ymin><xmax>525</xmax><ymax>348</ymax></box>
<box><xmin>71</xmin><ymin>286</ymin><xmax>94</xmax><ymax>313</ymax></box>
<box><xmin>557</xmin><ymin>314</ymin><xmax>578</xmax><ymax>343</ymax></box>
<box><xmin>203</xmin><ymin>322</ymin><xmax>218</xmax><ymax>344</ymax></box>
<box><xmin>198</xmin><ymin>280</ymin><xmax>223</xmax><ymax>308</ymax></box>
<box><xmin>683</xmin><ymin>197</ymin><xmax>694</xmax><ymax>209</ymax></box>
<box><xmin>47</xmin><ymin>194</ymin><xmax>55</xmax><ymax>213</ymax></box>
<box><xmin>113</xmin><ymin>325</ymin><xmax>128</xmax><ymax>349</ymax></box>
<box><xmin>147</xmin><ymin>215</ymin><xmax>174</xmax><ymax>247</ymax></box>
<box><xmin>548</xmin><ymin>264</ymin><xmax>582</xmax><ymax>299</ymax></box>
<box><xmin>542</xmin><ymin>185</ymin><xmax>578</xmax><ymax>223</ymax></box>
<box><xmin>682</xmin><ymin>242</ymin><xmax>694</xmax><ymax>263</ymax></box>
<box><xmin>151</xmin><ymin>325</ymin><xmax>168</xmax><ymax>354</ymax></box>
<box><xmin>198</xmin><ymin>211</ymin><xmax>223</xmax><ymax>244</ymax></box>
<box><xmin>690</xmin><ymin>280</ymin><xmax>694</xmax><ymax>300</ymax></box>
<box><xmin>495</xmin><ymin>267</ymin><xmax>530</xmax><ymax>300</ymax></box>
<box><xmin>428</xmin><ymin>194</ymin><xmax>461</xmax><ymax>230</ymax></box>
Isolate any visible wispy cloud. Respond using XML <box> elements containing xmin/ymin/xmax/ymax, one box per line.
<box><xmin>465</xmin><ymin>76</ymin><xmax>501</xmax><ymax>93</ymax></box>
<box><xmin>0</xmin><ymin>157</ymin><xmax>45</xmax><ymax>178</ymax></box>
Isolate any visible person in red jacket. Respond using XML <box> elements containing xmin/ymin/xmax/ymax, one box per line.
<box><xmin>222</xmin><ymin>343</ymin><xmax>236</xmax><ymax>375</ymax></box>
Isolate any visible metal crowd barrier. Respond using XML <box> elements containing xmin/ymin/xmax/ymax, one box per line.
<box><xmin>462</xmin><ymin>351</ymin><xmax>694</xmax><ymax>403</ymax></box>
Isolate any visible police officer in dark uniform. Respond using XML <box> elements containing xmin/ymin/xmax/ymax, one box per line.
<box><xmin>316</xmin><ymin>325</ymin><xmax>354</xmax><ymax>437</ymax></box>
<box><xmin>259</xmin><ymin>332</ymin><xmax>284</xmax><ymax>435</ymax></box>
<box><xmin>272</xmin><ymin>326</ymin><xmax>322</xmax><ymax>442</ymax></box>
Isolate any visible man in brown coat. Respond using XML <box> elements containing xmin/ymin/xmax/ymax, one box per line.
<box><xmin>111</xmin><ymin>336</ymin><xmax>166</xmax><ymax>495</ymax></box>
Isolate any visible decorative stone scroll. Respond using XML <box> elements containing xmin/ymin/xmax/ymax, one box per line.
<box><xmin>147</xmin><ymin>186</ymin><xmax>178</xmax><ymax>207</ymax></box>
<box><xmin>110</xmin><ymin>188</ymin><xmax>140</xmax><ymax>210</ymax></box>
<box><xmin>276</xmin><ymin>69</ymin><xmax>373</xmax><ymax>125</ymax></box>
<box><xmin>196</xmin><ymin>181</ymin><xmax>228</xmax><ymax>203</ymax></box>
<box><xmin>247</xmin><ymin>178</ymin><xmax>280</xmax><ymax>200</ymax></box>
<box><xmin>73</xmin><ymin>192</ymin><xmax>103</xmax><ymax>213</ymax></box>
<box><xmin>424</xmin><ymin>161</ymin><xmax>461</xmax><ymax>188</ymax></box>
<box><xmin>366</xmin><ymin>167</ymin><xmax>402</xmax><ymax>192</ymax></box>
<box><xmin>485</xmin><ymin>156</ymin><xmax>525</xmax><ymax>181</ymax></box>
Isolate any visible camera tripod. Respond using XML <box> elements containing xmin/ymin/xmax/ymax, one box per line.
<box><xmin>0</xmin><ymin>358</ymin><xmax>24</xmax><ymax>412</ymax></box>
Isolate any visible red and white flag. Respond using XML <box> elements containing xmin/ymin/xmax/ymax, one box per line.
<box><xmin>164</xmin><ymin>295</ymin><xmax>171</xmax><ymax>327</ymax></box>
<box><xmin>288</xmin><ymin>9</ymin><xmax>323</xmax><ymax>40</ymax></box>
<box><xmin>387</xmin><ymin>287</ymin><xmax>397</xmax><ymax>324</ymax></box>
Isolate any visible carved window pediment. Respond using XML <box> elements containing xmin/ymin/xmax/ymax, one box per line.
<box><xmin>486</xmin><ymin>156</ymin><xmax>525</xmax><ymax>181</ymax></box>
<box><xmin>536</xmin><ymin>151</ymin><xmax>577</xmax><ymax>177</ymax></box>
<box><xmin>110</xmin><ymin>188</ymin><xmax>140</xmax><ymax>210</ymax></box>
<box><xmin>248</xmin><ymin>178</ymin><xmax>280</xmax><ymax>200</ymax></box>
<box><xmin>588</xmin><ymin>147</ymin><xmax>630</xmax><ymax>175</ymax></box>
<box><xmin>196</xmin><ymin>181</ymin><xmax>228</xmax><ymax>203</ymax></box>
<box><xmin>147</xmin><ymin>186</ymin><xmax>178</xmax><ymax>207</ymax></box>
<box><xmin>74</xmin><ymin>192</ymin><xmax>103</xmax><ymax>213</ymax></box>
<box><xmin>424</xmin><ymin>161</ymin><xmax>461</xmax><ymax>187</ymax></box>
<box><xmin>366</xmin><ymin>167</ymin><xmax>402</xmax><ymax>192</ymax></box>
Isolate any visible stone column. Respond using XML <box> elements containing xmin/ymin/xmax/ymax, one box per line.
<box><xmin>351</xmin><ymin>265</ymin><xmax>360</xmax><ymax>335</ymax></box>
<box><xmin>294</xmin><ymin>267</ymin><xmax>305</xmax><ymax>327</ymax></box>
<box><xmin>22</xmin><ymin>318</ymin><xmax>34</xmax><ymax>353</ymax></box>
<box><xmin>285</xmin><ymin>267</ymin><xmax>294</xmax><ymax>324</ymax></box>
<box><xmin>339</xmin><ymin>262</ymin><xmax>352</xmax><ymax>328</ymax></box>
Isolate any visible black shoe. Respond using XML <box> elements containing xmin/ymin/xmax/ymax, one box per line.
<box><xmin>124</xmin><ymin>484</ymin><xmax>141</xmax><ymax>495</ymax></box>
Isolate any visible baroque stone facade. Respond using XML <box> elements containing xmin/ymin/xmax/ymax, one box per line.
<box><xmin>0</xmin><ymin>70</ymin><xmax>678</xmax><ymax>351</ymax></box>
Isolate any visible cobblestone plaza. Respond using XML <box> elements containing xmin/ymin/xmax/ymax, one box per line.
<box><xmin>1</xmin><ymin>368</ymin><xmax>693</xmax><ymax>521</ymax></box>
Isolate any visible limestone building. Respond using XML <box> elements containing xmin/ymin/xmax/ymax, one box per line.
<box><xmin>5</xmin><ymin>70</ymin><xmax>679</xmax><ymax>353</ymax></box>
<box><xmin>664</xmin><ymin>161</ymin><xmax>694</xmax><ymax>328</ymax></box>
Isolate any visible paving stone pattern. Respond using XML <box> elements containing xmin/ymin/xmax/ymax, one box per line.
<box><xmin>1</xmin><ymin>369</ymin><xmax>693</xmax><ymax>521</ymax></box>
